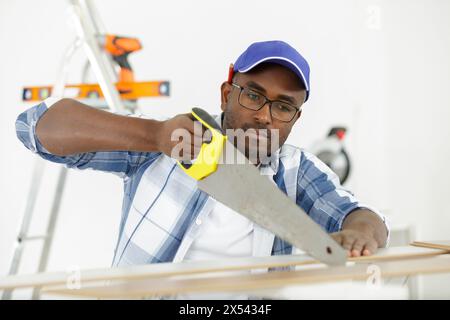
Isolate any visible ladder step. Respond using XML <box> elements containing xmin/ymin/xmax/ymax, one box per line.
<box><xmin>18</xmin><ymin>235</ymin><xmax>48</xmax><ymax>242</ymax></box>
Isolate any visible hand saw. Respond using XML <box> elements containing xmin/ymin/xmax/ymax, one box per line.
<box><xmin>178</xmin><ymin>108</ymin><xmax>347</xmax><ymax>265</ymax></box>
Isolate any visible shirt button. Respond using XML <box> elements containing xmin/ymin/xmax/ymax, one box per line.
<box><xmin>195</xmin><ymin>218</ymin><xmax>202</xmax><ymax>225</ymax></box>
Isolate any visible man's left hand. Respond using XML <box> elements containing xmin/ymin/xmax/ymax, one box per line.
<box><xmin>330</xmin><ymin>229</ymin><xmax>379</xmax><ymax>257</ymax></box>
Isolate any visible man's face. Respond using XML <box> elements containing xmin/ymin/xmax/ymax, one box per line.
<box><xmin>220</xmin><ymin>62</ymin><xmax>307</xmax><ymax>163</ymax></box>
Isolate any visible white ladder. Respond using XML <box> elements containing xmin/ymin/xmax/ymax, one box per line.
<box><xmin>2</xmin><ymin>0</ymin><xmax>126</xmax><ymax>300</ymax></box>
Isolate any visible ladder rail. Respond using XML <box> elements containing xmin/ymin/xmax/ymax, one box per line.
<box><xmin>1</xmin><ymin>159</ymin><xmax>46</xmax><ymax>300</ymax></box>
<box><xmin>69</xmin><ymin>0</ymin><xmax>124</xmax><ymax>112</ymax></box>
<box><xmin>2</xmin><ymin>0</ymin><xmax>123</xmax><ymax>300</ymax></box>
<box><xmin>31</xmin><ymin>167</ymin><xmax>68</xmax><ymax>299</ymax></box>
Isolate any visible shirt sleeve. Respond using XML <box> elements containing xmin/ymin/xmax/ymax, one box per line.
<box><xmin>296</xmin><ymin>150</ymin><xmax>390</xmax><ymax>247</ymax></box>
<box><xmin>15</xmin><ymin>98</ymin><xmax>162</xmax><ymax>178</ymax></box>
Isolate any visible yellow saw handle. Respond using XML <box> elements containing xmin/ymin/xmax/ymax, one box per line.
<box><xmin>177</xmin><ymin>107</ymin><xmax>227</xmax><ymax>180</ymax></box>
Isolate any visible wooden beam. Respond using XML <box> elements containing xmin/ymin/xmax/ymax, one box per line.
<box><xmin>0</xmin><ymin>245</ymin><xmax>447</xmax><ymax>291</ymax></box>
<box><xmin>43</xmin><ymin>254</ymin><xmax>450</xmax><ymax>298</ymax></box>
<box><xmin>411</xmin><ymin>241</ymin><xmax>450</xmax><ymax>251</ymax></box>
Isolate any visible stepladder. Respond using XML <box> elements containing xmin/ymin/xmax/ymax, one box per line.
<box><xmin>2</xmin><ymin>0</ymin><xmax>170</xmax><ymax>299</ymax></box>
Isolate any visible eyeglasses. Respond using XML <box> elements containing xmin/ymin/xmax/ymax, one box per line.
<box><xmin>231</xmin><ymin>83</ymin><xmax>302</xmax><ymax>122</ymax></box>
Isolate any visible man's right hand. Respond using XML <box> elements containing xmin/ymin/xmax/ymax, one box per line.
<box><xmin>157</xmin><ymin>113</ymin><xmax>210</xmax><ymax>161</ymax></box>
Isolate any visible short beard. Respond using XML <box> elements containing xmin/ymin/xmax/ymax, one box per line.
<box><xmin>222</xmin><ymin>106</ymin><xmax>281</xmax><ymax>165</ymax></box>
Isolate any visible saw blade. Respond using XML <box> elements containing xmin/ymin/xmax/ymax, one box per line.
<box><xmin>198</xmin><ymin>140</ymin><xmax>347</xmax><ymax>266</ymax></box>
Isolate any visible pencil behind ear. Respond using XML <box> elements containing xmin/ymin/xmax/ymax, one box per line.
<box><xmin>227</xmin><ymin>63</ymin><xmax>234</xmax><ymax>84</ymax></box>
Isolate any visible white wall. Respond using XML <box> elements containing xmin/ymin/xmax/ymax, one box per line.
<box><xmin>0</xmin><ymin>0</ymin><xmax>449</xmax><ymax>298</ymax></box>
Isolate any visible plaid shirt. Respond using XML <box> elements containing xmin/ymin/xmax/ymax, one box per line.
<box><xmin>15</xmin><ymin>100</ymin><xmax>389</xmax><ymax>269</ymax></box>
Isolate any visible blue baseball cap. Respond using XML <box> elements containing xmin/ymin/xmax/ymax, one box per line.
<box><xmin>232</xmin><ymin>40</ymin><xmax>310</xmax><ymax>102</ymax></box>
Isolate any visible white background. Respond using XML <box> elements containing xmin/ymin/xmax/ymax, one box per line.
<box><xmin>0</xmin><ymin>0</ymin><xmax>449</xmax><ymax>298</ymax></box>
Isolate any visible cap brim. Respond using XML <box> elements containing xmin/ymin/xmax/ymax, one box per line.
<box><xmin>236</xmin><ymin>56</ymin><xmax>310</xmax><ymax>101</ymax></box>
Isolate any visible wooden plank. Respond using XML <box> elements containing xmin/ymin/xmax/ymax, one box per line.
<box><xmin>0</xmin><ymin>245</ymin><xmax>448</xmax><ymax>290</ymax></box>
<box><xmin>0</xmin><ymin>254</ymin><xmax>313</xmax><ymax>290</ymax></box>
<box><xmin>411</xmin><ymin>240</ymin><xmax>450</xmax><ymax>251</ymax></box>
<box><xmin>43</xmin><ymin>255</ymin><xmax>450</xmax><ymax>298</ymax></box>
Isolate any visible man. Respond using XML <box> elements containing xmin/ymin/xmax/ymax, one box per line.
<box><xmin>16</xmin><ymin>40</ymin><xmax>389</xmax><ymax>295</ymax></box>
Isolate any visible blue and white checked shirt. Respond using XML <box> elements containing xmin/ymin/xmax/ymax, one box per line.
<box><xmin>15</xmin><ymin>100</ymin><xmax>389</xmax><ymax>269</ymax></box>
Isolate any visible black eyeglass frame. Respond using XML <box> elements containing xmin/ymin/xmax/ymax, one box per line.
<box><xmin>231</xmin><ymin>83</ymin><xmax>302</xmax><ymax>122</ymax></box>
